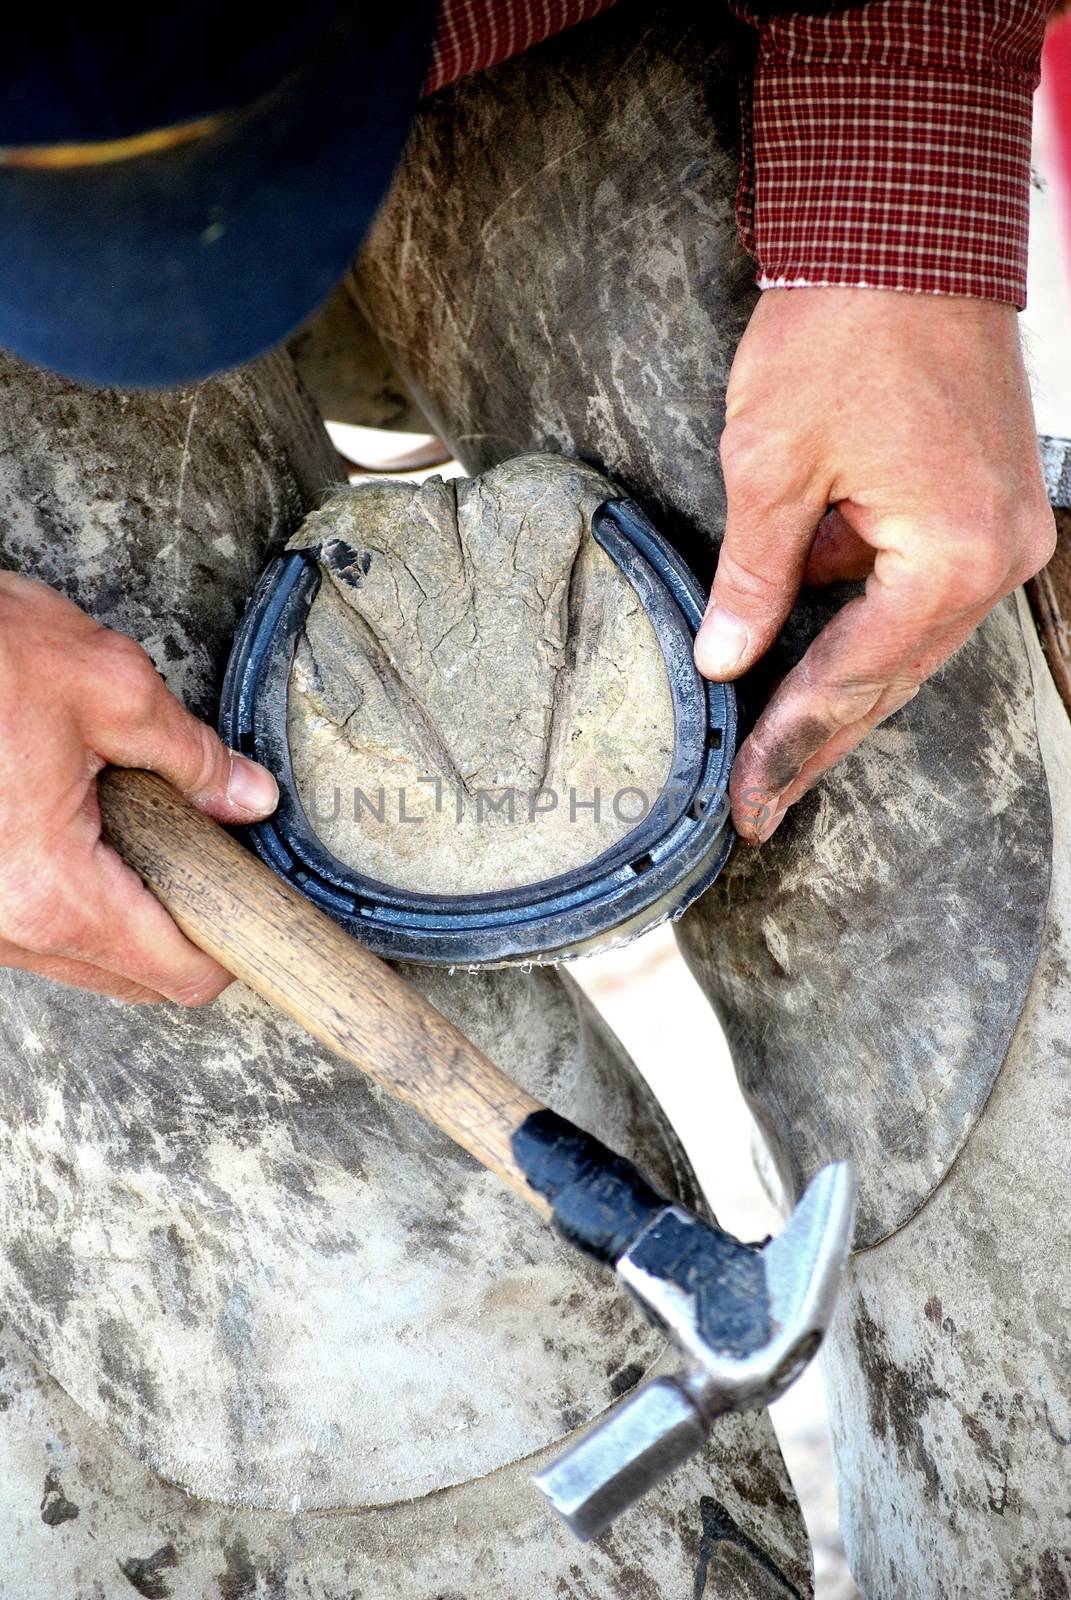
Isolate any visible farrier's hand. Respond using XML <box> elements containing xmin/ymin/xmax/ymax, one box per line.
<box><xmin>694</xmin><ymin>289</ymin><xmax>1056</xmax><ymax>842</ymax></box>
<box><xmin>0</xmin><ymin>573</ymin><xmax>278</xmax><ymax>1003</ymax></box>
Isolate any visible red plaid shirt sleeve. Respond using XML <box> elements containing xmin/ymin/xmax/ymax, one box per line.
<box><xmin>425</xmin><ymin>0</ymin><xmax>619</xmax><ymax>92</ymax></box>
<box><xmin>428</xmin><ymin>0</ymin><xmax>1051</xmax><ymax>308</ymax></box>
<box><xmin>732</xmin><ymin>0</ymin><xmax>1050</xmax><ymax>307</ymax></box>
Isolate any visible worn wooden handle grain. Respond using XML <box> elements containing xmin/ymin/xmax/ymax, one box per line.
<box><xmin>98</xmin><ymin>767</ymin><xmax>549</xmax><ymax>1214</ymax></box>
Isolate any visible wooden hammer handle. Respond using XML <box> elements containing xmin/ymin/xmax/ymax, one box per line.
<box><xmin>98</xmin><ymin>767</ymin><xmax>550</xmax><ymax>1216</ymax></box>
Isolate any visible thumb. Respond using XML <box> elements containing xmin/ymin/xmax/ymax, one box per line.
<box><xmin>696</xmin><ymin>460</ymin><xmax>826</xmax><ymax>682</ymax></box>
<box><xmin>99</xmin><ymin>658</ymin><xmax>278</xmax><ymax>824</ymax></box>
<box><xmin>156</xmin><ymin>725</ymin><xmax>279</xmax><ymax>825</ymax></box>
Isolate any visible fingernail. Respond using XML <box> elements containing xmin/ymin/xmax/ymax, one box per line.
<box><xmin>226</xmin><ymin>752</ymin><xmax>278</xmax><ymax>815</ymax></box>
<box><xmin>755</xmin><ymin>804</ymin><xmax>787</xmax><ymax>844</ymax></box>
<box><xmin>696</xmin><ymin>606</ymin><xmax>749</xmax><ymax>677</ymax></box>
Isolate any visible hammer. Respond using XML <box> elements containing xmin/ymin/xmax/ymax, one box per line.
<box><xmin>98</xmin><ymin>767</ymin><xmax>856</xmax><ymax>1541</ymax></box>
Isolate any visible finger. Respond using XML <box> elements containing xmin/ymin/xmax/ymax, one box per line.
<box><xmin>90</xmin><ymin>636</ymin><xmax>277</xmax><ymax>823</ymax></box>
<box><xmin>732</xmin><ymin>676</ymin><xmax>926</xmax><ymax>843</ymax></box>
<box><xmin>728</xmin><ymin>545</ymin><xmax>1006</xmax><ymax>841</ymax></box>
<box><xmin>802</xmin><ymin>509</ymin><xmax>876</xmax><ymax>586</ymax></box>
<box><xmin>769</xmin><ymin>595</ymin><xmax>1000</xmax><ymax>818</ymax></box>
<box><xmin>695</xmin><ymin>435</ymin><xmax>829</xmax><ymax>680</ymax></box>
<box><xmin>0</xmin><ymin>939</ymin><xmax>164</xmax><ymax>1002</ymax></box>
<box><xmin>87</xmin><ymin>837</ymin><xmax>235</xmax><ymax>1004</ymax></box>
<box><xmin>35</xmin><ymin>823</ymin><xmax>234</xmax><ymax>1006</ymax></box>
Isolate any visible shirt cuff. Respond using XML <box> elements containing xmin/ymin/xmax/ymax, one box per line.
<box><xmin>425</xmin><ymin>0</ymin><xmax>619</xmax><ymax>95</ymax></box>
<box><xmin>745</xmin><ymin>62</ymin><xmax>1037</xmax><ymax>305</ymax></box>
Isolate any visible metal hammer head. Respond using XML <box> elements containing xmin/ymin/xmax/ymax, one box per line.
<box><xmin>532</xmin><ymin>1161</ymin><xmax>857</xmax><ymax>1540</ymax></box>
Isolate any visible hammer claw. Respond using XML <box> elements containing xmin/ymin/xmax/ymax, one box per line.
<box><xmin>533</xmin><ymin>1162</ymin><xmax>857</xmax><ymax>1540</ymax></box>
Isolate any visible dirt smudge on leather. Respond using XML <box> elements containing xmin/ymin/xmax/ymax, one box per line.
<box><xmin>39</xmin><ymin>1468</ymin><xmax>79</xmax><ymax>1527</ymax></box>
<box><xmin>118</xmin><ymin>1544</ymin><xmax>179</xmax><ymax>1598</ymax></box>
<box><xmin>853</xmin><ymin>1302</ymin><xmax>948</xmax><ymax>1499</ymax></box>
